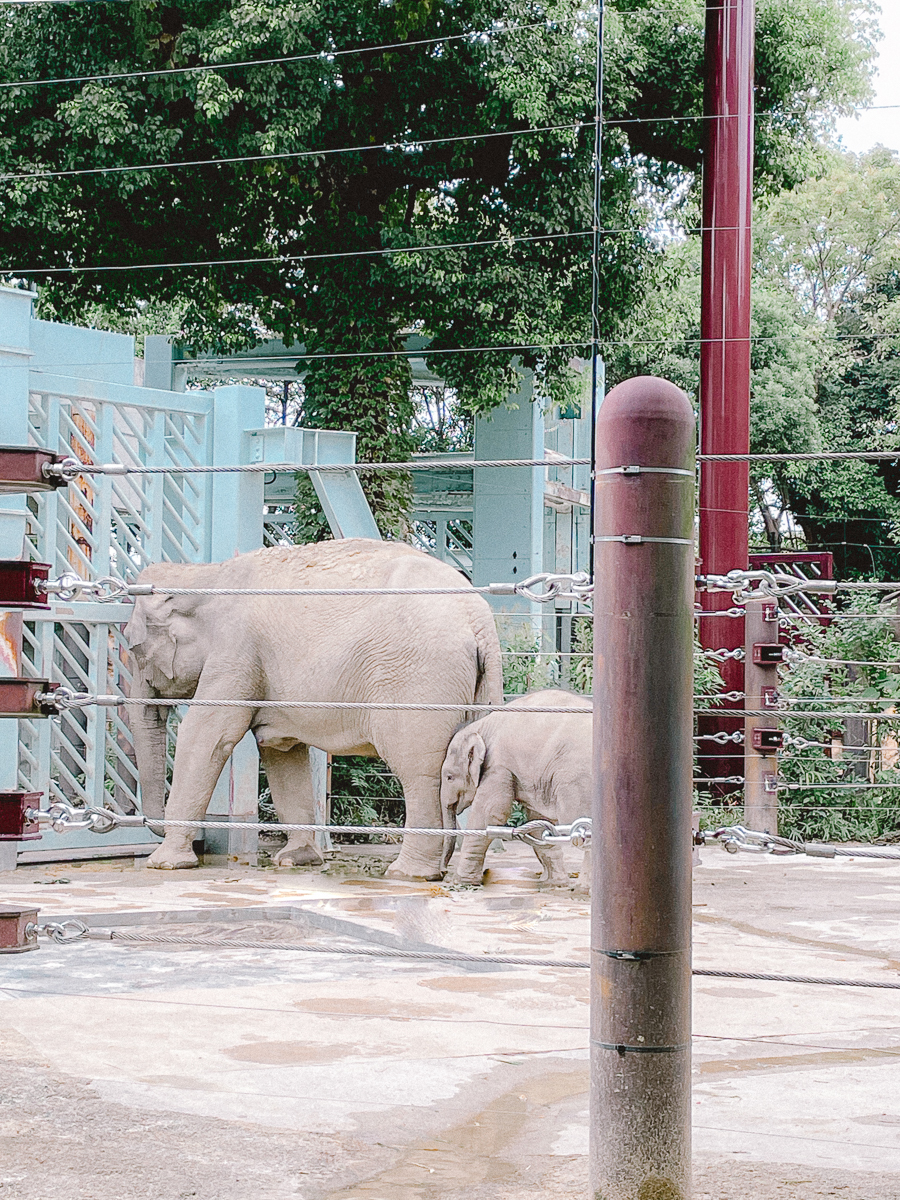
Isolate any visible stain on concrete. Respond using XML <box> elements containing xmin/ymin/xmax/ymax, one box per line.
<box><xmin>138</xmin><ymin>1074</ymin><xmax>225</xmax><ymax>1091</ymax></box>
<box><xmin>698</xmin><ymin>1047</ymin><xmax>900</xmax><ymax>1076</ymax></box>
<box><xmin>223</xmin><ymin>1040</ymin><xmax>402</xmax><ymax>1064</ymax></box>
<box><xmin>323</xmin><ymin>1069</ymin><xmax>588</xmax><ymax>1199</ymax></box>
<box><xmin>293</xmin><ymin>997</ymin><xmax>466</xmax><ymax>1021</ymax></box>
<box><xmin>697</xmin><ymin>986</ymin><xmax>777</xmax><ymax>998</ymax></box>
<box><xmin>694</xmin><ymin>910</ymin><xmax>900</xmax><ymax>969</ymax></box>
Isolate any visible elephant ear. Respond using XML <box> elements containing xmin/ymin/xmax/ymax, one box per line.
<box><xmin>124</xmin><ymin>596</ymin><xmax>178</xmax><ymax>681</ymax></box>
<box><xmin>466</xmin><ymin>730</ymin><xmax>486</xmax><ymax>787</ymax></box>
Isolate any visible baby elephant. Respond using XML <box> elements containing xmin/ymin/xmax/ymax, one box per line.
<box><xmin>440</xmin><ymin>689</ymin><xmax>591</xmax><ymax>887</ymax></box>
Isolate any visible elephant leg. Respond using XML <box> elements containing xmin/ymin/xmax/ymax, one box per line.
<box><xmin>451</xmin><ymin>774</ymin><xmax>515</xmax><ymax>885</ymax></box>
<box><xmin>260</xmin><ymin>744</ymin><xmax>323</xmax><ymax>868</ymax></box>
<box><xmin>572</xmin><ymin>847</ymin><xmax>591</xmax><ymax>895</ymax></box>
<box><xmin>532</xmin><ymin>842</ymin><xmax>571</xmax><ymax>887</ymax></box>
<box><xmin>375</xmin><ymin>728</ymin><xmax>449</xmax><ymax>880</ymax></box>
<box><xmin>146</xmin><ymin>705</ymin><xmax>251</xmax><ymax>870</ymax></box>
<box><xmin>382</xmin><ymin>768</ymin><xmax>446</xmax><ymax>881</ymax></box>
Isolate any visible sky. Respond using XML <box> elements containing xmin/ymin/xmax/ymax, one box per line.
<box><xmin>834</xmin><ymin>5</ymin><xmax>900</xmax><ymax>154</ymax></box>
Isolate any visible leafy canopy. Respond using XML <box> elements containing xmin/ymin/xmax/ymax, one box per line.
<box><xmin>0</xmin><ymin>0</ymin><xmax>876</xmax><ymax>531</ymax></box>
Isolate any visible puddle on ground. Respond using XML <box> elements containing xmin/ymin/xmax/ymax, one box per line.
<box><xmin>341</xmin><ymin>880</ymin><xmax>432</xmax><ymax>893</ymax></box>
<box><xmin>697</xmin><ymin>986</ymin><xmax>776</xmax><ymax>998</ymax></box>
<box><xmin>196</xmin><ymin>885</ymin><xmax>269</xmax><ymax>895</ymax></box>
<box><xmin>324</xmin><ymin>1067</ymin><xmax>587</xmax><ymax>1198</ymax></box>
<box><xmin>223</xmin><ymin>1039</ymin><xmax>404</xmax><ymax>1064</ymax></box>
<box><xmin>694</xmin><ymin>909</ymin><xmax>900</xmax><ymax>968</ymax></box>
<box><xmin>177</xmin><ymin>894</ymin><xmax>269</xmax><ymax>904</ymax></box>
<box><xmin>698</xmin><ymin>1046</ymin><xmax>900</xmax><ymax>1076</ymax></box>
<box><xmin>139</xmin><ymin>1074</ymin><xmax>225</xmax><ymax>1091</ymax></box>
<box><xmin>417</xmin><ymin>975</ymin><xmax>588</xmax><ymax>1003</ymax></box>
<box><xmin>293</xmin><ymin>997</ymin><xmax>465</xmax><ymax>1021</ymax></box>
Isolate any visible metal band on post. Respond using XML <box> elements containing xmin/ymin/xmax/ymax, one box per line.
<box><xmin>744</xmin><ymin>598</ymin><xmax>781</xmax><ymax>831</ymax></box>
<box><xmin>592</xmin><ymin>376</ymin><xmax>695</xmax><ymax>1200</ymax></box>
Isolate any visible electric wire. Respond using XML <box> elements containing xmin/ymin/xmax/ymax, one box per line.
<box><xmin>6</xmin><ymin>327</ymin><xmax>900</xmax><ymax>370</ymax></box>
<box><xmin>8</xmin><ymin>230</ymin><xmax>592</xmax><ymax>276</ymax></box>
<box><xmin>0</xmin><ymin>120</ymin><xmax>591</xmax><ymax>184</ymax></box>
<box><xmin>66</xmin><ymin>930</ymin><xmax>900</xmax><ymax>988</ymax></box>
<box><xmin>0</xmin><ymin>19</ymin><xmax>561</xmax><ymax>89</ymax></box>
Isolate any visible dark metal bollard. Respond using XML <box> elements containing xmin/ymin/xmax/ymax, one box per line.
<box><xmin>0</xmin><ymin>906</ymin><xmax>40</xmax><ymax>953</ymax></box>
<box><xmin>0</xmin><ymin>792</ymin><xmax>43</xmax><ymax>842</ymax></box>
<box><xmin>0</xmin><ymin>561</ymin><xmax>51</xmax><ymax>609</ymax></box>
<box><xmin>0</xmin><ymin>447</ymin><xmax>72</xmax><ymax>495</ymax></box>
<box><xmin>592</xmin><ymin>376</ymin><xmax>695</xmax><ymax>1200</ymax></box>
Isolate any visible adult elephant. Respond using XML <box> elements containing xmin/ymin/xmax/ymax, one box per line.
<box><xmin>124</xmin><ymin>539</ymin><xmax>502</xmax><ymax>880</ymax></box>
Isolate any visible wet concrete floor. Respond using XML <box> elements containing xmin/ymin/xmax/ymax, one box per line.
<box><xmin>0</xmin><ymin>843</ymin><xmax>899</xmax><ymax>1198</ymax></box>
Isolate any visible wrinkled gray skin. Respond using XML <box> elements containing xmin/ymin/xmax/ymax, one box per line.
<box><xmin>440</xmin><ymin>689</ymin><xmax>591</xmax><ymax>887</ymax></box>
<box><xmin>124</xmin><ymin>539</ymin><xmax>502</xmax><ymax>880</ymax></box>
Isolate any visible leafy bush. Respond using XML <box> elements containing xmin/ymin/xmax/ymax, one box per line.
<box><xmin>774</xmin><ymin>594</ymin><xmax>900</xmax><ymax>842</ymax></box>
<box><xmin>499</xmin><ymin>621</ymin><xmax>560</xmax><ymax>696</ymax></box>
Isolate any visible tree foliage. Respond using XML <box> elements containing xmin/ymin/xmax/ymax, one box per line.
<box><xmin>0</xmin><ymin>0</ymin><xmax>876</xmax><ymax>529</ymax></box>
<box><xmin>602</xmin><ymin>145</ymin><xmax>900</xmax><ymax>573</ymax></box>
<box><xmin>753</xmin><ymin>149</ymin><xmax>900</xmax><ymax>572</ymax></box>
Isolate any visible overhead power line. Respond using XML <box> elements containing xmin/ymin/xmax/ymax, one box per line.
<box><xmin>0</xmin><ymin>120</ymin><xmax>589</xmax><ymax>184</ymax></box>
<box><xmin>8</xmin><ymin>229</ymin><xmax>592</xmax><ymax>276</ymax></box>
<box><xmin>0</xmin><ymin>19</ymin><xmax>559</xmax><ymax>88</ymax></box>
<box><xmin>3</xmin><ymin>224</ymin><xmax>784</xmax><ymax>277</ymax></box>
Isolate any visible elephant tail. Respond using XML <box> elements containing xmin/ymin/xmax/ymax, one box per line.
<box><xmin>473</xmin><ymin>613</ymin><xmax>504</xmax><ymax>709</ymax></box>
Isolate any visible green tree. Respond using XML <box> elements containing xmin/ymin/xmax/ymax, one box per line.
<box><xmin>752</xmin><ymin>148</ymin><xmax>900</xmax><ymax>572</ymax></box>
<box><xmin>601</xmin><ymin>234</ymin><xmax>822</xmax><ymax>546</ymax></box>
<box><xmin>0</xmin><ymin>0</ymin><xmax>875</xmax><ymax>530</ymax></box>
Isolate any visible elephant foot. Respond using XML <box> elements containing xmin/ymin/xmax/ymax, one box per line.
<box><xmin>384</xmin><ymin>857</ymin><xmax>444</xmax><ymax>883</ymax></box>
<box><xmin>146</xmin><ymin>844</ymin><xmax>199</xmax><ymax>870</ymax></box>
<box><xmin>538</xmin><ymin>876</ymin><xmax>573</xmax><ymax>890</ymax></box>
<box><xmin>444</xmin><ymin>869</ymin><xmax>484</xmax><ymax>888</ymax></box>
<box><xmin>273</xmin><ymin>844</ymin><xmax>324</xmax><ymax>868</ymax></box>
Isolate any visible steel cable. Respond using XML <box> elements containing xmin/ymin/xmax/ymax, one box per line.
<box><xmin>1</xmin><ymin>120</ymin><xmax>591</xmax><ymax>184</ymax></box>
<box><xmin>80</xmin><ymin>455</ymin><xmax>590</xmax><ymax>474</ymax></box>
<box><xmin>13</xmin><ymin>229</ymin><xmax>593</xmax><ymax>276</ymax></box>
<box><xmin>50</xmin><ymin>695</ymin><xmax>588</xmax><ymax>713</ymax></box>
<box><xmin>0</xmin><ymin>19</ymin><xmax>561</xmax><ymax>88</ymax></box>
<box><xmin>94</xmin><ymin>931</ymin><xmax>900</xmax><ymax>988</ymax></box>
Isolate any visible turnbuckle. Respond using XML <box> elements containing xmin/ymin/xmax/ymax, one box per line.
<box><xmin>25</xmin><ymin>919</ymin><xmax>89</xmax><ymax>944</ymax></box>
<box><xmin>696</xmin><ymin>824</ymin><xmax>801</xmax><ymax>856</ymax></box>
<box><xmin>488</xmin><ymin>571</ymin><xmax>593</xmax><ymax>604</ymax></box>
<box><xmin>698</xmin><ymin>569</ymin><xmax>837</xmax><ymax>604</ymax></box>
<box><xmin>515</xmin><ymin>817</ymin><xmax>592</xmax><ymax>848</ymax></box>
<box><xmin>25</xmin><ymin>802</ymin><xmax>139</xmax><ymax>835</ymax></box>
<box><xmin>40</xmin><ymin>573</ymin><xmax>133</xmax><ymax>602</ymax></box>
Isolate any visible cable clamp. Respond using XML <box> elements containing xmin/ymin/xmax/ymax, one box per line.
<box><xmin>698</xmin><ymin>568</ymin><xmax>838</xmax><ymax>603</ymax></box>
<box><xmin>514</xmin><ymin>817</ymin><xmax>592</xmax><ymax>848</ymax></box>
<box><xmin>595</xmin><ymin>536</ymin><xmax>693</xmax><ymax>546</ymax></box>
<box><xmin>25</xmin><ymin>919</ymin><xmax>89</xmax><ymax>944</ymax></box>
<box><xmin>487</xmin><ymin>571</ymin><xmax>593</xmax><ymax>603</ymax></box>
<box><xmin>35</xmin><ymin>687</ymin><xmax>117</xmax><ymax>714</ymax></box>
<box><xmin>696</xmin><ymin>824</ymin><xmax>801</xmax><ymax>856</ymax></box>
<box><xmin>40</xmin><ymin>573</ymin><xmax>137</xmax><ymax>602</ymax></box>
<box><xmin>595</xmin><ymin>465</ymin><xmax>694</xmax><ymax>477</ymax></box>
<box><xmin>40</xmin><ymin>456</ymin><xmax>82</xmax><ymax>485</ymax></box>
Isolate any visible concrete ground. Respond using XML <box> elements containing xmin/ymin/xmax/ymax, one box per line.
<box><xmin>0</xmin><ymin>842</ymin><xmax>899</xmax><ymax>1199</ymax></box>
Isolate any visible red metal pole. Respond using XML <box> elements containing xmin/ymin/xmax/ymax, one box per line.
<box><xmin>698</xmin><ymin>0</ymin><xmax>755</xmax><ymax>778</ymax></box>
<box><xmin>592</xmin><ymin>376</ymin><xmax>695</xmax><ymax>1200</ymax></box>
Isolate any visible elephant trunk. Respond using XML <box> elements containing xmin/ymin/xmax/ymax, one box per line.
<box><xmin>129</xmin><ymin>674</ymin><xmax>169</xmax><ymax>822</ymax></box>
<box><xmin>440</xmin><ymin>805</ymin><xmax>458</xmax><ymax>873</ymax></box>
